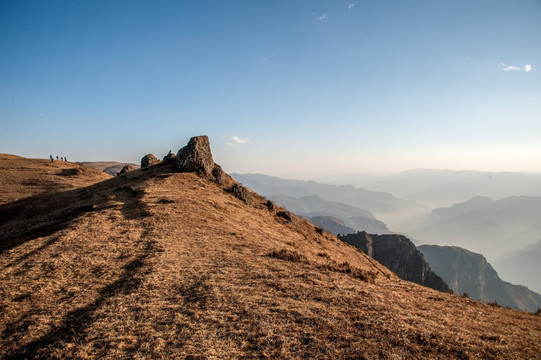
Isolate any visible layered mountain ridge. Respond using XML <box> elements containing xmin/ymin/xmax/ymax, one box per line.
<box><xmin>418</xmin><ymin>245</ymin><xmax>541</xmax><ymax>312</ymax></box>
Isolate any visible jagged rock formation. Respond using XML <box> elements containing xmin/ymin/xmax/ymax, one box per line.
<box><xmin>175</xmin><ymin>135</ymin><xmax>214</xmax><ymax>175</ymax></box>
<box><xmin>141</xmin><ymin>154</ymin><xmax>161</xmax><ymax>168</ymax></box>
<box><xmin>418</xmin><ymin>245</ymin><xmax>541</xmax><ymax>312</ymax></box>
<box><xmin>119</xmin><ymin>165</ymin><xmax>135</xmax><ymax>175</ymax></box>
<box><xmin>339</xmin><ymin>232</ymin><xmax>451</xmax><ymax>293</ymax></box>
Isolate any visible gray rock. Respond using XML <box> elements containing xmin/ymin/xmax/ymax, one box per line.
<box><xmin>175</xmin><ymin>136</ymin><xmax>214</xmax><ymax>175</ymax></box>
<box><xmin>212</xmin><ymin>164</ymin><xmax>225</xmax><ymax>184</ymax></box>
<box><xmin>226</xmin><ymin>183</ymin><xmax>253</xmax><ymax>205</ymax></box>
<box><xmin>141</xmin><ymin>154</ymin><xmax>161</xmax><ymax>168</ymax></box>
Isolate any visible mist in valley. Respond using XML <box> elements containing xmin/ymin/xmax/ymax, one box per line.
<box><xmin>233</xmin><ymin>169</ymin><xmax>541</xmax><ymax>294</ymax></box>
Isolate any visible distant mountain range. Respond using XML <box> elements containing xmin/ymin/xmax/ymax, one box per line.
<box><xmin>365</xmin><ymin>169</ymin><xmax>541</xmax><ymax>208</ymax></box>
<box><xmin>494</xmin><ymin>239</ymin><xmax>541</xmax><ymax>295</ymax></box>
<box><xmin>305</xmin><ymin>216</ymin><xmax>356</xmax><ymax>236</ymax></box>
<box><xmin>411</xmin><ymin>195</ymin><xmax>541</xmax><ymax>261</ymax></box>
<box><xmin>232</xmin><ymin>173</ymin><xmax>424</xmax><ymax>228</ymax></box>
<box><xmin>418</xmin><ymin>245</ymin><xmax>541</xmax><ymax>312</ymax></box>
<box><xmin>266</xmin><ymin>194</ymin><xmax>389</xmax><ymax>234</ymax></box>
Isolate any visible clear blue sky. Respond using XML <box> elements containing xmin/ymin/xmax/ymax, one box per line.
<box><xmin>1</xmin><ymin>0</ymin><xmax>540</xmax><ymax>178</ymax></box>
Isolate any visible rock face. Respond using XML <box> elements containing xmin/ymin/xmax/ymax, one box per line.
<box><xmin>418</xmin><ymin>245</ymin><xmax>541</xmax><ymax>312</ymax></box>
<box><xmin>119</xmin><ymin>165</ymin><xmax>135</xmax><ymax>175</ymax></box>
<box><xmin>339</xmin><ymin>232</ymin><xmax>451</xmax><ymax>293</ymax></box>
<box><xmin>175</xmin><ymin>136</ymin><xmax>214</xmax><ymax>176</ymax></box>
<box><xmin>141</xmin><ymin>154</ymin><xmax>161</xmax><ymax>168</ymax></box>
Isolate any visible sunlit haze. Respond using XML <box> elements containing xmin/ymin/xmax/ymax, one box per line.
<box><xmin>1</xmin><ymin>1</ymin><xmax>540</xmax><ymax>178</ymax></box>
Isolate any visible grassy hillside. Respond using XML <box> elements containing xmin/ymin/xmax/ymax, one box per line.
<box><xmin>0</xmin><ymin>154</ymin><xmax>111</xmax><ymax>205</ymax></box>
<box><xmin>1</xmin><ymin>155</ymin><xmax>540</xmax><ymax>359</ymax></box>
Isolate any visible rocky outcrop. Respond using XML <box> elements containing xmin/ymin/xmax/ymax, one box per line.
<box><xmin>338</xmin><ymin>232</ymin><xmax>451</xmax><ymax>293</ymax></box>
<box><xmin>175</xmin><ymin>136</ymin><xmax>214</xmax><ymax>176</ymax></box>
<box><xmin>418</xmin><ymin>245</ymin><xmax>541</xmax><ymax>312</ymax></box>
<box><xmin>212</xmin><ymin>164</ymin><xmax>225</xmax><ymax>184</ymax></box>
<box><xmin>141</xmin><ymin>154</ymin><xmax>161</xmax><ymax>168</ymax></box>
<box><xmin>226</xmin><ymin>184</ymin><xmax>253</xmax><ymax>205</ymax></box>
<box><xmin>119</xmin><ymin>165</ymin><xmax>135</xmax><ymax>175</ymax></box>
<box><xmin>163</xmin><ymin>150</ymin><xmax>176</xmax><ymax>162</ymax></box>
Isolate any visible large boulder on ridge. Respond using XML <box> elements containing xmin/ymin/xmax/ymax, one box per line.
<box><xmin>175</xmin><ymin>136</ymin><xmax>215</xmax><ymax>175</ymax></box>
<box><xmin>141</xmin><ymin>154</ymin><xmax>161</xmax><ymax>168</ymax></box>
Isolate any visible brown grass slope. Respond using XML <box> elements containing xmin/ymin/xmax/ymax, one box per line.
<box><xmin>0</xmin><ymin>154</ymin><xmax>112</xmax><ymax>205</ymax></box>
<box><xmin>0</xmin><ymin>157</ymin><xmax>540</xmax><ymax>359</ymax></box>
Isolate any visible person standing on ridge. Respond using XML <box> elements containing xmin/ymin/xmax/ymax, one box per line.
<box><xmin>50</xmin><ymin>155</ymin><xmax>54</xmax><ymax>163</ymax></box>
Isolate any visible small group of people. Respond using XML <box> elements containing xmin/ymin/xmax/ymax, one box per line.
<box><xmin>50</xmin><ymin>155</ymin><xmax>68</xmax><ymax>162</ymax></box>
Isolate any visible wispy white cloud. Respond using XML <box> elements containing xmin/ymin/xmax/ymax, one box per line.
<box><xmin>225</xmin><ymin>136</ymin><xmax>250</xmax><ymax>147</ymax></box>
<box><xmin>348</xmin><ymin>3</ymin><xmax>355</xmax><ymax>10</ymax></box>
<box><xmin>318</xmin><ymin>13</ymin><xmax>328</xmax><ymax>20</ymax></box>
<box><xmin>457</xmin><ymin>56</ymin><xmax>471</xmax><ymax>63</ymax></box>
<box><xmin>500</xmin><ymin>62</ymin><xmax>533</xmax><ymax>72</ymax></box>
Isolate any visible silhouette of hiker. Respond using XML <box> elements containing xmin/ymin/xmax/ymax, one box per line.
<box><xmin>61</xmin><ymin>157</ymin><xmax>63</xmax><ymax>161</ymax></box>
<box><xmin>56</xmin><ymin>155</ymin><xmax>59</xmax><ymax>160</ymax></box>
<box><xmin>50</xmin><ymin>155</ymin><xmax>54</xmax><ymax>163</ymax></box>
<box><xmin>64</xmin><ymin>156</ymin><xmax>67</xmax><ymax>162</ymax></box>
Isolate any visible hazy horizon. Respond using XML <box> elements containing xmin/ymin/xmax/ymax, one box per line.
<box><xmin>1</xmin><ymin>1</ymin><xmax>540</xmax><ymax>178</ymax></box>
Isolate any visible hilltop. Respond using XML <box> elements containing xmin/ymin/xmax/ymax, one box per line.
<box><xmin>0</xmin><ymin>154</ymin><xmax>111</xmax><ymax>205</ymax></box>
<box><xmin>1</xmin><ymin>139</ymin><xmax>540</xmax><ymax>359</ymax></box>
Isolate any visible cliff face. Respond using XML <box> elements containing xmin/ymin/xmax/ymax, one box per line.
<box><xmin>418</xmin><ymin>245</ymin><xmax>541</xmax><ymax>312</ymax></box>
<box><xmin>338</xmin><ymin>232</ymin><xmax>451</xmax><ymax>293</ymax></box>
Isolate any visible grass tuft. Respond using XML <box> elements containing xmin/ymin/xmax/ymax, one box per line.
<box><xmin>267</xmin><ymin>249</ymin><xmax>307</xmax><ymax>263</ymax></box>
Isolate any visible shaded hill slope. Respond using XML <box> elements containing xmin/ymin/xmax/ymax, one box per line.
<box><xmin>418</xmin><ymin>245</ymin><xmax>541</xmax><ymax>312</ymax></box>
<box><xmin>1</xmin><ymin>148</ymin><xmax>540</xmax><ymax>359</ymax></box>
<box><xmin>0</xmin><ymin>154</ymin><xmax>111</xmax><ymax>205</ymax></box>
<box><xmin>338</xmin><ymin>232</ymin><xmax>451</xmax><ymax>293</ymax></box>
<box><xmin>366</xmin><ymin>169</ymin><xmax>541</xmax><ymax>208</ymax></box>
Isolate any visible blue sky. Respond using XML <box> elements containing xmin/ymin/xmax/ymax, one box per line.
<box><xmin>1</xmin><ymin>0</ymin><xmax>540</xmax><ymax>178</ymax></box>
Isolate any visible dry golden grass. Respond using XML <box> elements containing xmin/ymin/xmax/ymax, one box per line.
<box><xmin>0</xmin><ymin>154</ymin><xmax>111</xmax><ymax>205</ymax></box>
<box><xmin>1</xmin><ymin>156</ymin><xmax>540</xmax><ymax>359</ymax></box>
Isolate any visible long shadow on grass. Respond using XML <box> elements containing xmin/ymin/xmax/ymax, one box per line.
<box><xmin>3</xmin><ymin>237</ymin><xmax>156</xmax><ymax>359</ymax></box>
<box><xmin>0</xmin><ymin>172</ymin><xmax>151</xmax><ymax>257</ymax></box>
